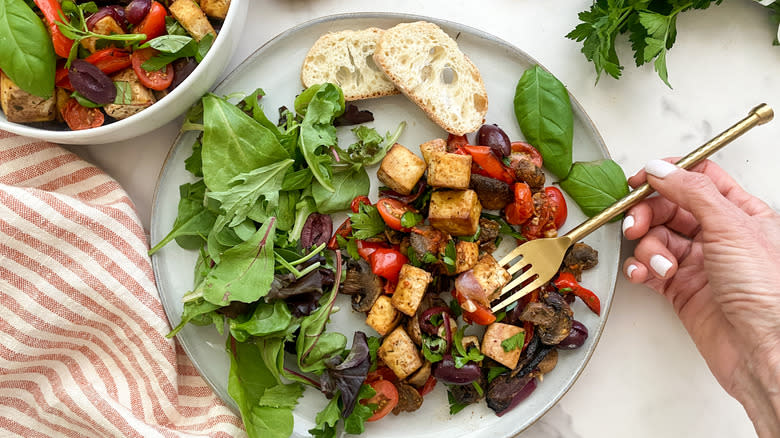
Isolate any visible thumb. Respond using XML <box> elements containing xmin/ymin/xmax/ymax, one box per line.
<box><xmin>643</xmin><ymin>159</ymin><xmax>741</xmax><ymax>228</ymax></box>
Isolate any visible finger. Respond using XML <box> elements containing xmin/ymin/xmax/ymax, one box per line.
<box><xmin>643</xmin><ymin>160</ymin><xmax>746</xmax><ymax>230</ymax></box>
<box><xmin>622</xmin><ymin>196</ymin><xmax>700</xmax><ymax>240</ymax></box>
<box><xmin>632</xmin><ymin>225</ymin><xmax>693</xmax><ymax>280</ymax></box>
<box><xmin>623</xmin><ymin>257</ymin><xmax>667</xmax><ymax>292</ymax></box>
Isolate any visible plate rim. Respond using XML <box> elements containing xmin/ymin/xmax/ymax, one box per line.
<box><xmin>151</xmin><ymin>11</ymin><xmax>620</xmax><ymax>437</ymax></box>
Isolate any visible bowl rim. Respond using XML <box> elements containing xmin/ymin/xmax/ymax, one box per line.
<box><xmin>0</xmin><ymin>0</ymin><xmax>246</xmax><ymax>142</ymax></box>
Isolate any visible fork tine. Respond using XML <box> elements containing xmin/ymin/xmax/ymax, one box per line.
<box><xmin>498</xmin><ymin>245</ymin><xmax>524</xmax><ymax>266</ymax></box>
<box><xmin>502</xmin><ymin>266</ymin><xmax>537</xmax><ymax>293</ymax></box>
<box><xmin>491</xmin><ymin>276</ymin><xmax>547</xmax><ymax>312</ymax></box>
<box><xmin>506</xmin><ymin>260</ymin><xmax>529</xmax><ymax>276</ymax></box>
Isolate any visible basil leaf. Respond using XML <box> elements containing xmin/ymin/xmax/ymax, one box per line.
<box><xmin>143</xmin><ymin>35</ymin><xmax>194</xmax><ymax>53</ymax></box>
<box><xmin>71</xmin><ymin>91</ymin><xmax>103</xmax><ymax>108</ymax></box>
<box><xmin>559</xmin><ymin>159</ymin><xmax>629</xmax><ymax>218</ymax></box>
<box><xmin>0</xmin><ymin>0</ymin><xmax>56</xmax><ymax>98</ymax></box>
<box><xmin>197</xmin><ymin>32</ymin><xmax>215</xmax><ymax>62</ymax></box>
<box><xmin>113</xmin><ymin>81</ymin><xmax>132</xmax><ymax>104</ymax></box>
<box><xmin>513</xmin><ymin>65</ymin><xmax>573</xmax><ymax>179</ymax></box>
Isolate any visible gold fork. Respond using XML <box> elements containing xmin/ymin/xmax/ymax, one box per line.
<box><xmin>491</xmin><ymin>103</ymin><xmax>774</xmax><ymax>312</ymax></box>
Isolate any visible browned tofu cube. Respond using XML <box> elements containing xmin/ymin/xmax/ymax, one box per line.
<box><xmin>472</xmin><ymin>254</ymin><xmax>512</xmax><ymax>301</ymax></box>
<box><xmin>454</xmin><ymin>241</ymin><xmax>479</xmax><ymax>274</ymax></box>
<box><xmin>378</xmin><ymin>326</ymin><xmax>423</xmax><ymax>380</ymax></box>
<box><xmin>201</xmin><ymin>0</ymin><xmax>230</xmax><ymax>19</ymax></box>
<box><xmin>55</xmin><ymin>87</ymin><xmax>70</xmax><ymax>123</ymax></box>
<box><xmin>81</xmin><ymin>16</ymin><xmax>125</xmax><ymax>53</ymax></box>
<box><xmin>428</xmin><ymin>190</ymin><xmax>482</xmax><ymax>236</ymax></box>
<box><xmin>104</xmin><ymin>69</ymin><xmax>156</xmax><ymax>120</ymax></box>
<box><xmin>170</xmin><ymin>0</ymin><xmax>217</xmax><ymax>41</ymax></box>
<box><xmin>419</xmin><ymin>138</ymin><xmax>446</xmax><ymax>164</ymax></box>
<box><xmin>366</xmin><ymin>295</ymin><xmax>401</xmax><ymax>336</ymax></box>
<box><xmin>377</xmin><ymin>144</ymin><xmax>426</xmax><ymax>195</ymax></box>
<box><xmin>406</xmin><ymin>361</ymin><xmax>432</xmax><ymax>387</ymax></box>
<box><xmin>391</xmin><ymin>264</ymin><xmax>432</xmax><ymax>316</ymax></box>
<box><xmin>0</xmin><ymin>72</ymin><xmax>55</xmax><ymax>123</ymax></box>
<box><xmin>427</xmin><ymin>152</ymin><xmax>472</xmax><ymax>189</ymax></box>
<box><xmin>481</xmin><ymin>322</ymin><xmax>524</xmax><ymax>369</ymax></box>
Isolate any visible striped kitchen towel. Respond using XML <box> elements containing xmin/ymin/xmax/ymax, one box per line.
<box><xmin>0</xmin><ymin>132</ymin><xmax>244</xmax><ymax>437</ymax></box>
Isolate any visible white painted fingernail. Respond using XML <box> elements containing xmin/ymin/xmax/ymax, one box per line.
<box><xmin>626</xmin><ymin>264</ymin><xmax>638</xmax><ymax>279</ymax></box>
<box><xmin>645</xmin><ymin>159</ymin><xmax>679</xmax><ymax>179</ymax></box>
<box><xmin>650</xmin><ymin>254</ymin><xmax>673</xmax><ymax>277</ymax></box>
<box><xmin>622</xmin><ymin>215</ymin><xmax>635</xmax><ymax>236</ymax></box>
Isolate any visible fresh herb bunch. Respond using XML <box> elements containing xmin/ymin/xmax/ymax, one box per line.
<box><xmin>566</xmin><ymin>0</ymin><xmax>725</xmax><ymax>87</ymax></box>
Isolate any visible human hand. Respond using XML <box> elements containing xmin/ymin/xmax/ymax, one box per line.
<box><xmin>622</xmin><ymin>158</ymin><xmax>780</xmax><ymax>437</ymax></box>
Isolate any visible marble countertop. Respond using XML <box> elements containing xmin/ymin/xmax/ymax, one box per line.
<box><xmin>67</xmin><ymin>1</ymin><xmax>779</xmax><ymax>436</ymax></box>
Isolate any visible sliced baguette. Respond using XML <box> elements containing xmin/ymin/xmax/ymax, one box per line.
<box><xmin>373</xmin><ymin>21</ymin><xmax>488</xmax><ymax>135</ymax></box>
<box><xmin>301</xmin><ymin>28</ymin><xmax>399</xmax><ymax>101</ymax></box>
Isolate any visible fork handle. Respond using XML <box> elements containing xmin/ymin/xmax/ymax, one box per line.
<box><xmin>564</xmin><ymin>103</ymin><xmax>774</xmax><ymax>243</ymax></box>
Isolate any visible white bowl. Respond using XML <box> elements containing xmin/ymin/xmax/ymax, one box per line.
<box><xmin>0</xmin><ymin>0</ymin><xmax>248</xmax><ymax>145</ymax></box>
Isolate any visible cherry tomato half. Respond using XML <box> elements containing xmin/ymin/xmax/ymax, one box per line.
<box><xmin>369</xmin><ymin>248</ymin><xmax>408</xmax><ymax>283</ymax></box>
<box><xmin>350</xmin><ymin>195</ymin><xmax>372</xmax><ymax>213</ymax></box>
<box><xmin>366</xmin><ymin>366</ymin><xmax>397</xmax><ymax>383</ymax></box>
<box><xmin>327</xmin><ymin>218</ymin><xmax>351</xmax><ymax>250</ymax></box>
<box><xmin>86</xmin><ymin>48</ymin><xmax>132</xmax><ymax>75</ymax></box>
<box><xmin>131</xmin><ymin>48</ymin><xmax>174</xmax><ymax>90</ymax></box>
<box><xmin>376</xmin><ymin>197</ymin><xmax>414</xmax><ymax>231</ymax></box>
<box><xmin>510</xmin><ymin>141</ymin><xmax>543</xmax><ymax>168</ymax></box>
<box><xmin>55</xmin><ymin>64</ymin><xmax>73</xmax><ymax>90</ymax></box>
<box><xmin>356</xmin><ymin>240</ymin><xmax>388</xmax><ymax>261</ymax></box>
<box><xmin>364</xmin><ymin>379</ymin><xmax>399</xmax><ymax>422</ymax></box>
<box><xmin>133</xmin><ymin>1</ymin><xmax>167</xmax><ymax>43</ymax></box>
<box><xmin>504</xmin><ymin>182</ymin><xmax>534</xmax><ymax>225</ymax></box>
<box><xmin>544</xmin><ymin>186</ymin><xmax>568</xmax><ymax>229</ymax></box>
<box><xmin>62</xmin><ymin>98</ymin><xmax>105</xmax><ymax>131</ymax></box>
<box><xmin>452</xmin><ymin>289</ymin><xmax>496</xmax><ymax>326</ymax></box>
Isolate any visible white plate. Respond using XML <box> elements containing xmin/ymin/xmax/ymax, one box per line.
<box><xmin>151</xmin><ymin>13</ymin><xmax>620</xmax><ymax>438</ymax></box>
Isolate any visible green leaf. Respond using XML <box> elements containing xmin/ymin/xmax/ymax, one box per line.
<box><xmin>487</xmin><ymin>365</ymin><xmax>510</xmax><ymax>384</ymax></box>
<box><xmin>201</xmin><ymin>94</ymin><xmax>290</xmax><ymax>192</ymax></box>
<box><xmin>142</xmin><ymin>34</ymin><xmax>194</xmax><ymax>53</ymax></box>
<box><xmin>148</xmin><ymin>180</ymin><xmax>217</xmax><ymax>255</ymax></box>
<box><xmin>257</xmin><ymin>383</ymin><xmax>304</xmax><ymax>409</ymax></box>
<box><xmin>71</xmin><ymin>91</ymin><xmax>102</xmax><ymax>108</ymax></box>
<box><xmin>281</xmin><ymin>168</ymin><xmax>313</xmax><ymax>191</ymax></box>
<box><xmin>289</xmin><ymin>196</ymin><xmax>316</xmax><ymax>244</ymax></box>
<box><xmin>200</xmin><ymin>218</ymin><xmax>277</xmax><ymax>305</ymax></box>
<box><xmin>312</xmin><ymin>166</ymin><xmax>370</xmax><ymax>214</ymax></box>
<box><xmin>559</xmin><ymin>159</ymin><xmax>629</xmax><ymax>218</ymax></box>
<box><xmin>348</xmin><ymin>203</ymin><xmax>385</xmax><ymax>240</ymax></box>
<box><xmin>113</xmin><ymin>81</ymin><xmax>133</xmax><ymax>105</ymax></box>
<box><xmin>229</xmin><ymin>300</ymin><xmax>294</xmax><ymax>342</ymax></box>
<box><xmin>309</xmin><ymin>395</ymin><xmax>340</xmax><ymax>438</ymax></box>
<box><xmin>298</xmin><ymin>83</ymin><xmax>346</xmax><ymax>192</ymax></box>
<box><xmin>400</xmin><ymin>211</ymin><xmax>423</xmax><ymax>229</ymax></box>
<box><xmin>443</xmin><ymin>240</ymin><xmax>457</xmax><ymax>274</ymax></box>
<box><xmin>447</xmin><ymin>389</ymin><xmax>470</xmax><ymax>415</ymax></box>
<box><xmin>514</xmin><ymin>66</ymin><xmax>574</xmax><ymax>179</ymax></box>
<box><xmin>343</xmin><ymin>384</ymin><xmax>377</xmax><ymax>434</ymax></box>
<box><xmin>197</xmin><ymin>32</ymin><xmax>215</xmax><ymax>62</ymax></box>
<box><xmin>166</xmin><ymin>297</ymin><xmax>221</xmax><ymax>338</ymax></box>
<box><xmin>501</xmin><ymin>331</ymin><xmax>526</xmax><ymax>352</ymax></box>
<box><xmin>296</xmin><ymin>288</ymin><xmax>347</xmax><ymax>373</ymax></box>
<box><xmin>0</xmin><ymin>0</ymin><xmax>56</xmax><ymax>98</ymax></box>
<box><xmin>637</xmin><ymin>11</ymin><xmax>676</xmax><ymax>87</ymax></box>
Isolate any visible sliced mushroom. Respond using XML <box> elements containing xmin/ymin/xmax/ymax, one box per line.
<box><xmin>561</xmin><ymin>242</ymin><xmax>599</xmax><ymax>280</ymax></box>
<box><xmin>449</xmin><ymin>372</ymin><xmax>486</xmax><ymax>406</ymax></box>
<box><xmin>537</xmin><ymin>348</ymin><xmax>558</xmax><ymax>375</ymax></box>
<box><xmin>519</xmin><ymin>291</ymin><xmax>573</xmax><ymax>345</ymax></box>
<box><xmin>392</xmin><ymin>382</ymin><xmax>424</xmax><ymax>414</ymax></box>
<box><xmin>340</xmin><ymin>259</ymin><xmax>383</xmax><ymax>312</ymax></box>
<box><xmin>469</xmin><ymin>174</ymin><xmax>512</xmax><ymax>210</ymax></box>
<box><xmin>510</xmin><ymin>157</ymin><xmax>545</xmax><ymax>190</ymax></box>
<box><xmin>409</xmin><ymin>225</ymin><xmax>448</xmax><ymax>261</ymax></box>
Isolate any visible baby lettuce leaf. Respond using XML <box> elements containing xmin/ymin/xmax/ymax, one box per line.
<box><xmin>320</xmin><ymin>332</ymin><xmax>371</xmax><ymax>418</ymax></box>
<box><xmin>289</xmin><ymin>196</ymin><xmax>316</xmax><ymax>244</ymax></box>
<box><xmin>312</xmin><ymin>165</ymin><xmax>370</xmax><ymax>214</ymax></box>
<box><xmin>296</xmin><ymin>287</ymin><xmax>347</xmax><ymax>374</ymax></box>
<box><xmin>166</xmin><ymin>297</ymin><xmax>222</xmax><ymax>338</ymax></box>
<box><xmin>298</xmin><ymin>84</ymin><xmax>346</xmax><ymax>193</ymax></box>
<box><xmin>201</xmin><ymin>94</ymin><xmax>290</xmax><ymax>192</ymax></box>
<box><xmin>309</xmin><ymin>385</ymin><xmax>377</xmax><ymax>438</ymax></box>
<box><xmin>559</xmin><ymin>159</ymin><xmax>629</xmax><ymax>218</ymax></box>
<box><xmin>514</xmin><ymin>65</ymin><xmax>573</xmax><ymax>179</ymax></box>
<box><xmin>201</xmin><ymin>218</ymin><xmax>277</xmax><ymax>305</ymax></box>
<box><xmin>0</xmin><ymin>0</ymin><xmax>55</xmax><ymax>98</ymax></box>
<box><xmin>229</xmin><ymin>300</ymin><xmax>294</xmax><ymax>343</ymax></box>
<box><xmin>228</xmin><ymin>338</ymin><xmax>303</xmax><ymax>438</ymax></box>
<box><xmin>149</xmin><ymin>180</ymin><xmax>217</xmax><ymax>255</ymax></box>
<box><xmin>207</xmin><ymin>158</ymin><xmax>294</xmax><ymax>227</ymax></box>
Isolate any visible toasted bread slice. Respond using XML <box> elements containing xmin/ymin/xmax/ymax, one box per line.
<box><xmin>301</xmin><ymin>28</ymin><xmax>399</xmax><ymax>101</ymax></box>
<box><xmin>373</xmin><ymin>21</ymin><xmax>488</xmax><ymax>135</ymax></box>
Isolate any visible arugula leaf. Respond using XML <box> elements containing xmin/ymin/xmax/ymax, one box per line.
<box><xmin>200</xmin><ymin>218</ymin><xmax>277</xmax><ymax>305</ymax></box>
<box><xmin>501</xmin><ymin>331</ymin><xmax>526</xmax><ymax>353</ymax></box>
<box><xmin>184</xmin><ymin>139</ymin><xmax>204</xmax><ymax>177</ymax></box>
<box><xmin>201</xmin><ymin>94</ymin><xmax>290</xmax><ymax>192</ymax></box>
<box><xmin>559</xmin><ymin>159</ymin><xmax>629</xmax><ymax>218</ymax></box>
<box><xmin>348</xmin><ymin>203</ymin><xmax>385</xmax><ymax>240</ymax></box>
<box><xmin>149</xmin><ymin>180</ymin><xmax>217</xmax><ymax>255</ymax></box>
<box><xmin>298</xmin><ymin>84</ymin><xmax>345</xmax><ymax>192</ymax></box>
<box><xmin>513</xmin><ymin>65</ymin><xmax>573</xmax><ymax>179</ymax></box>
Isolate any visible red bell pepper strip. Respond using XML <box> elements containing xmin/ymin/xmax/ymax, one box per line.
<box><xmin>85</xmin><ymin>48</ymin><xmax>132</xmax><ymax>75</ymax></box>
<box><xmin>350</xmin><ymin>195</ymin><xmax>372</xmax><ymax>213</ymax></box>
<box><xmin>356</xmin><ymin>240</ymin><xmax>388</xmax><ymax>261</ymax></box>
<box><xmin>55</xmin><ymin>64</ymin><xmax>73</xmax><ymax>90</ymax></box>
<box><xmin>418</xmin><ymin>375</ymin><xmax>437</xmax><ymax>396</ymax></box>
<box><xmin>34</xmin><ymin>0</ymin><xmax>74</xmax><ymax>58</ymax></box>
<box><xmin>504</xmin><ymin>182</ymin><xmax>534</xmax><ymax>225</ymax></box>
<box><xmin>369</xmin><ymin>247</ymin><xmax>408</xmax><ymax>283</ymax></box>
<box><xmin>462</xmin><ymin>145</ymin><xmax>515</xmax><ymax>185</ymax></box>
<box><xmin>327</xmin><ymin>218</ymin><xmax>352</xmax><ymax>250</ymax></box>
<box><xmin>553</xmin><ymin>272</ymin><xmax>601</xmax><ymax>315</ymax></box>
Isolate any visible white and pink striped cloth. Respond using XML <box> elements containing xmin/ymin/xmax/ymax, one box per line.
<box><xmin>0</xmin><ymin>132</ymin><xmax>244</xmax><ymax>437</ymax></box>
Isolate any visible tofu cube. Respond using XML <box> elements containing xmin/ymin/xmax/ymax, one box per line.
<box><xmin>170</xmin><ymin>0</ymin><xmax>217</xmax><ymax>42</ymax></box>
<box><xmin>481</xmin><ymin>323</ymin><xmax>525</xmax><ymax>369</ymax></box>
<box><xmin>454</xmin><ymin>241</ymin><xmax>479</xmax><ymax>274</ymax></box>
<box><xmin>378</xmin><ymin>326</ymin><xmax>423</xmax><ymax>380</ymax></box>
<box><xmin>419</xmin><ymin>138</ymin><xmax>446</xmax><ymax>164</ymax></box>
<box><xmin>377</xmin><ymin>144</ymin><xmax>426</xmax><ymax>195</ymax></box>
<box><xmin>473</xmin><ymin>254</ymin><xmax>512</xmax><ymax>301</ymax></box>
<box><xmin>366</xmin><ymin>296</ymin><xmax>401</xmax><ymax>336</ymax></box>
<box><xmin>201</xmin><ymin>0</ymin><xmax>231</xmax><ymax>19</ymax></box>
<box><xmin>81</xmin><ymin>16</ymin><xmax>125</xmax><ymax>53</ymax></box>
<box><xmin>391</xmin><ymin>264</ymin><xmax>432</xmax><ymax>316</ymax></box>
<box><xmin>428</xmin><ymin>190</ymin><xmax>482</xmax><ymax>236</ymax></box>
<box><xmin>0</xmin><ymin>72</ymin><xmax>55</xmax><ymax>123</ymax></box>
<box><xmin>104</xmin><ymin>69</ymin><xmax>156</xmax><ymax>120</ymax></box>
<box><xmin>55</xmin><ymin>87</ymin><xmax>70</xmax><ymax>122</ymax></box>
<box><xmin>427</xmin><ymin>152</ymin><xmax>472</xmax><ymax>189</ymax></box>
<box><xmin>406</xmin><ymin>361</ymin><xmax>432</xmax><ymax>387</ymax></box>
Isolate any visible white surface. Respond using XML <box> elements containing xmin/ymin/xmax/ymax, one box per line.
<box><xmin>149</xmin><ymin>14</ymin><xmax>620</xmax><ymax>438</ymax></box>
<box><xmin>65</xmin><ymin>1</ymin><xmax>780</xmax><ymax>437</ymax></box>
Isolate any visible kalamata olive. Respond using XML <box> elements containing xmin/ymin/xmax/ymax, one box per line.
<box><xmin>496</xmin><ymin>378</ymin><xmax>537</xmax><ymax>417</ymax></box>
<box><xmin>557</xmin><ymin>320</ymin><xmax>588</xmax><ymax>349</ymax></box>
<box><xmin>168</xmin><ymin>58</ymin><xmax>198</xmax><ymax>91</ymax></box>
<box><xmin>87</xmin><ymin>6</ymin><xmax>127</xmax><ymax>31</ymax></box>
<box><xmin>68</xmin><ymin>60</ymin><xmax>116</xmax><ymax>105</ymax></box>
<box><xmin>300</xmin><ymin>213</ymin><xmax>332</xmax><ymax>250</ymax></box>
<box><xmin>125</xmin><ymin>0</ymin><xmax>151</xmax><ymax>25</ymax></box>
<box><xmin>419</xmin><ymin>306</ymin><xmax>452</xmax><ymax>337</ymax></box>
<box><xmin>477</xmin><ymin>124</ymin><xmax>511</xmax><ymax>157</ymax></box>
<box><xmin>433</xmin><ymin>354</ymin><xmax>481</xmax><ymax>385</ymax></box>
